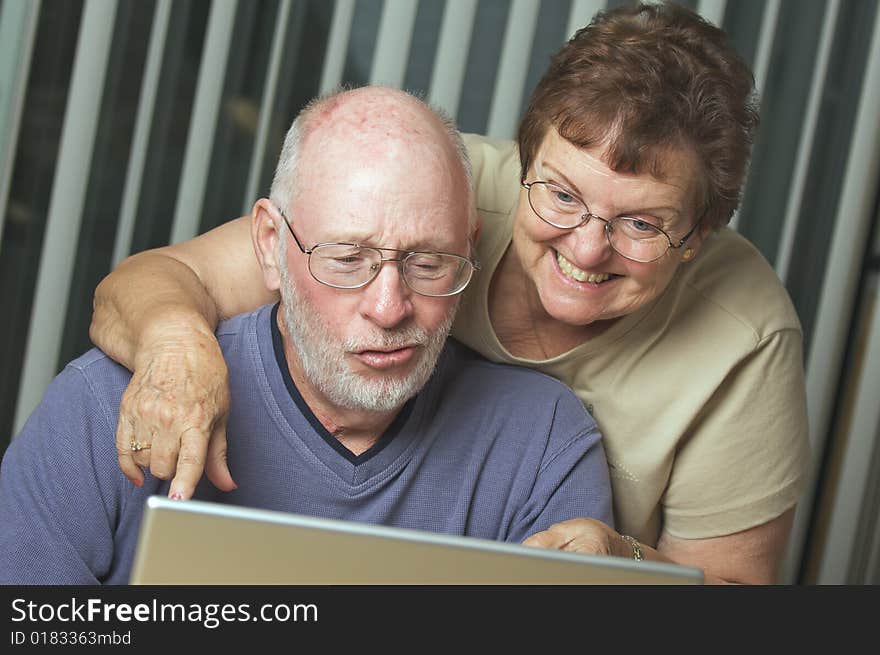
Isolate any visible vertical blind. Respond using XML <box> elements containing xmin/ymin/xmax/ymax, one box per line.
<box><xmin>1</xmin><ymin>0</ymin><xmax>878</xmax><ymax>583</ymax></box>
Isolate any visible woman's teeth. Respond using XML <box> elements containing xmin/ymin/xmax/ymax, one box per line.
<box><xmin>557</xmin><ymin>252</ymin><xmax>611</xmax><ymax>283</ymax></box>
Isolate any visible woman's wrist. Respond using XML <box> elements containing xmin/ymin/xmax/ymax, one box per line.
<box><xmin>134</xmin><ymin>306</ymin><xmax>219</xmax><ymax>363</ymax></box>
<box><xmin>618</xmin><ymin>534</ymin><xmax>644</xmax><ymax>561</ymax></box>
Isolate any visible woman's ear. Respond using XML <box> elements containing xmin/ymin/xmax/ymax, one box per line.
<box><xmin>251</xmin><ymin>198</ymin><xmax>283</xmax><ymax>292</ymax></box>
<box><xmin>469</xmin><ymin>210</ymin><xmax>482</xmax><ymax>255</ymax></box>
<box><xmin>681</xmin><ymin>216</ymin><xmax>715</xmax><ymax>262</ymax></box>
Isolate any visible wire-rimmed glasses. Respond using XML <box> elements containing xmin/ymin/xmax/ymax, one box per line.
<box><xmin>521</xmin><ymin>180</ymin><xmax>702</xmax><ymax>263</ymax></box>
<box><xmin>279</xmin><ymin>209</ymin><xmax>480</xmax><ymax>297</ymax></box>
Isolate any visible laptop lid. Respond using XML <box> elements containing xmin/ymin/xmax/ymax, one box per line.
<box><xmin>130</xmin><ymin>496</ymin><xmax>703</xmax><ymax>585</ymax></box>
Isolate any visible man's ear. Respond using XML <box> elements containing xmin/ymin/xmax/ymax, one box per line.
<box><xmin>251</xmin><ymin>198</ymin><xmax>284</xmax><ymax>292</ymax></box>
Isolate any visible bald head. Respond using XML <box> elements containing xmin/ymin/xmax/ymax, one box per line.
<box><xmin>270</xmin><ymin>87</ymin><xmax>473</xmax><ymax>232</ymax></box>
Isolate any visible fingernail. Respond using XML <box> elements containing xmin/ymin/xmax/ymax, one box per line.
<box><xmin>170</xmin><ymin>491</ymin><xmax>183</xmax><ymax>500</ymax></box>
<box><xmin>132</xmin><ymin>478</ymin><xmax>143</xmax><ymax>488</ymax></box>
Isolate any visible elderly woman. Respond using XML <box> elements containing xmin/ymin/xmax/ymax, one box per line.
<box><xmin>91</xmin><ymin>3</ymin><xmax>810</xmax><ymax>584</ymax></box>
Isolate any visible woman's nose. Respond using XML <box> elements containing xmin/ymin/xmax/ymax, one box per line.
<box><xmin>567</xmin><ymin>216</ymin><xmax>614</xmax><ymax>267</ymax></box>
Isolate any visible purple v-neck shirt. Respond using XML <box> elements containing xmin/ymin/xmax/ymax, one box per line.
<box><xmin>1</xmin><ymin>304</ymin><xmax>612</xmax><ymax>584</ymax></box>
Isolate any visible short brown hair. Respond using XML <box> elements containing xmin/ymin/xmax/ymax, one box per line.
<box><xmin>517</xmin><ymin>2</ymin><xmax>759</xmax><ymax>228</ymax></box>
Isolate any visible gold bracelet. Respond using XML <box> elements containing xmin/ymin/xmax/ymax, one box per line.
<box><xmin>619</xmin><ymin>534</ymin><xmax>644</xmax><ymax>561</ymax></box>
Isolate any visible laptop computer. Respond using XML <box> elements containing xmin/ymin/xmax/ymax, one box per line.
<box><xmin>129</xmin><ymin>496</ymin><xmax>703</xmax><ymax>585</ymax></box>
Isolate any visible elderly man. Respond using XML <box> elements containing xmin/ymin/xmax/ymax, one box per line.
<box><xmin>0</xmin><ymin>87</ymin><xmax>611</xmax><ymax>584</ymax></box>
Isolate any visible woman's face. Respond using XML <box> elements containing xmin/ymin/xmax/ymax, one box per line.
<box><xmin>512</xmin><ymin>128</ymin><xmax>704</xmax><ymax>329</ymax></box>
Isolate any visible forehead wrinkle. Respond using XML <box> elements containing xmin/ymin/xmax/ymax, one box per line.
<box><xmin>295</xmin><ymin>150</ymin><xmax>467</xmax><ymax>251</ymax></box>
<box><xmin>312</xmin><ymin>186</ymin><xmax>465</xmax><ymax>250</ymax></box>
<box><xmin>535</xmin><ymin>131</ymin><xmax>694</xmax><ymax>221</ymax></box>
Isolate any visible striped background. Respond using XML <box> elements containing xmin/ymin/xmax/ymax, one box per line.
<box><xmin>1</xmin><ymin>0</ymin><xmax>878</xmax><ymax>584</ymax></box>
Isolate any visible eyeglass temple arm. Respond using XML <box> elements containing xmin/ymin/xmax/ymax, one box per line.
<box><xmin>671</xmin><ymin>212</ymin><xmax>706</xmax><ymax>249</ymax></box>
<box><xmin>278</xmin><ymin>208</ymin><xmax>310</xmax><ymax>254</ymax></box>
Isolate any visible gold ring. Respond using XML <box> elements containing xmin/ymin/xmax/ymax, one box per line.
<box><xmin>130</xmin><ymin>439</ymin><xmax>151</xmax><ymax>452</ymax></box>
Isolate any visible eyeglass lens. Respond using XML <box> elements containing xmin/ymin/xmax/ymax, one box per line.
<box><xmin>308</xmin><ymin>244</ymin><xmax>472</xmax><ymax>296</ymax></box>
<box><xmin>526</xmin><ymin>182</ymin><xmax>671</xmax><ymax>262</ymax></box>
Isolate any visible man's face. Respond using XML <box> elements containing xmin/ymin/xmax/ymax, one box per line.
<box><xmin>277</xmin><ymin>135</ymin><xmax>469</xmax><ymax>414</ymax></box>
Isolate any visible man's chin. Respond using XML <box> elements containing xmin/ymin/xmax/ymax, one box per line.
<box><xmin>329</xmin><ymin>364</ymin><xmax>428</xmax><ymax>412</ymax></box>
<box><xmin>331</xmin><ymin>383</ymin><xmax>419</xmax><ymax>413</ymax></box>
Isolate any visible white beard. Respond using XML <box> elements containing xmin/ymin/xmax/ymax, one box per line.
<box><xmin>278</xmin><ymin>258</ymin><xmax>456</xmax><ymax>413</ymax></box>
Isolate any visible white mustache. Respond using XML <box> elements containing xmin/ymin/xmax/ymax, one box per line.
<box><xmin>343</xmin><ymin>326</ymin><xmax>428</xmax><ymax>352</ymax></box>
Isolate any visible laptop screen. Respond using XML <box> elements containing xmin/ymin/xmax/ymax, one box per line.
<box><xmin>130</xmin><ymin>496</ymin><xmax>703</xmax><ymax>585</ymax></box>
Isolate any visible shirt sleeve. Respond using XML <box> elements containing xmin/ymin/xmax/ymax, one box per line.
<box><xmin>662</xmin><ymin>328</ymin><xmax>811</xmax><ymax>539</ymax></box>
<box><xmin>0</xmin><ymin>366</ymin><xmax>126</xmax><ymax>584</ymax></box>
<box><xmin>505</xmin><ymin>393</ymin><xmax>615</xmax><ymax>543</ymax></box>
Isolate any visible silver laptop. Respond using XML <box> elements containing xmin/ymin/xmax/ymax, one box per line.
<box><xmin>130</xmin><ymin>496</ymin><xmax>703</xmax><ymax>585</ymax></box>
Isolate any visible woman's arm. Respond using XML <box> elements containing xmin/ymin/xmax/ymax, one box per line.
<box><xmin>91</xmin><ymin>216</ymin><xmax>277</xmax><ymax>498</ymax></box>
<box><xmin>656</xmin><ymin>508</ymin><xmax>796</xmax><ymax>584</ymax></box>
<box><xmin>522</xmin><ymin>508</ymin><xmax>796</xmax><ymax>584</ymax></box>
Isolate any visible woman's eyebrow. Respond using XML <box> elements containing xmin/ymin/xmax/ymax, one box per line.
<box><xmin>539</xmin><ymin>162</ymin><xmax>584</xmax><ymax>198</ymax></box>
<box><xmin>540</xmin><ymin>161</ymin><xmax>685</xmax><ymax>219</ymax></box>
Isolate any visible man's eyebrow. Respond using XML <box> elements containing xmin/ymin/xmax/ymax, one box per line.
<box><xmin>315</xmin><ymin>236</ymin><xmax>461</xmax><ymax>253</ymax></box>
<box><xmin>396</xmin><ymin>239</ymin><xmax>461</xmax><ymax>253</ymax></box>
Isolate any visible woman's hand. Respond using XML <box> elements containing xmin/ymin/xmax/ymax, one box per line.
<box><xmin>115</xmin><ymin>324</ymin><xmax>236</xmax><ymax>499</ymax></box>
<box><xmin>524</xmin><ymin>510</ymin><xmax>797</xmax><ymax>584</ymax></box>
<box><xmin>522</xmin><ymin>517</ymin><xmax>634</xmax><ymax>558</ymax></box>
<box><xmin>91</xmin><ymin>218</ymin><xmax>270</xmax><ymax>498</ymax></box>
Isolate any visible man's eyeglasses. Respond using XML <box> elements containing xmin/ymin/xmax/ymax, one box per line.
<box><xmin>278</xmin><ymin>209</ymin><xmax>480</xmax><ymax>297</ymax></box>
<box><xmin>521</xmin><ymin>180</ymin><xmax>702</xmax><ymax>263</ymax></box>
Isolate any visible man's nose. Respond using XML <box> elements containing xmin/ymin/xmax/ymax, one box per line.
<box><xmin>357</xmin><ymin>260</ymin><xmax>413</xmax><ymax>328</ymax></box>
